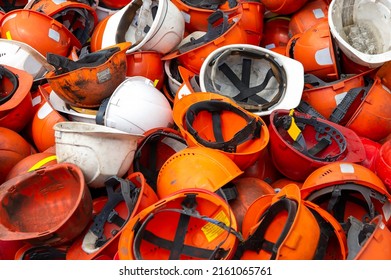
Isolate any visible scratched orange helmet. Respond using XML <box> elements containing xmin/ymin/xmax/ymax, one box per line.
<box><xmin>0</xmin><ymin>9</ymin><xmax>81</xmax><ymax>57</ymax></box>
<box><xmin>288</xmin><ymin>0</ymin><xmax>329</xmax><ymax>36</ymax></box>
<box><xmin>287</xmin><ymin>19</ymin><xmax>340</xmax><ymax>82</ymax></box>
<box><xmin>0</xmin><ymin>163</ymin><xmax>93</xmax><ymax>246</ymax></box>
<box><xmin>301</xmin><ymin>162</ymin><xmax>391</xmax><ymax>229</ymax></box>
<box><xmin>118</xmin><ymin>188</ymin><xmax>241</xmax><ymax>260</ymax></box>
<box><xmin>262</xmin><ymin>0</ymin><xmax>309</xmax><ymax>15</ymax></box>
<box><xmin>346</xmin><ymin>215</ymin><xmax>391</xmax><ymax>260</ymax></box>
<box><xmin>0</xmin><ymin>65</ymin><xmax>34</xmax><ymax>132</ymax></box>
<box><xmin>172</xmin><ymin>92</ymin><xmax>269</xmax><ymax>170</ymax></box>
<box><xmin>66</xmin><ymin>172</ymin><xmax>158</xmax><ymax>260</ymax></box>
<box><xmin>25</xmin><ymin>0</ymin><xmax>98</xmax><ymax>46</ymax></box>
<box><xmin>45</xmin><ymin>42</ymin><xmax>130</xmax><ymax>108</ymax></box>
<box><xmin>0</xmin><ymin>127</ymin><xmax>35</xmax><ymax>184</ymax></box>
<box><xmin>5</xmin><ymin>152</ymin><xmax>57</xmax><ymax>181</ymax></box>
<box><xmin>237</xmin><ymin>183</ymin><xmax>322</xmax><ymax>260</ymax></box>
<box><xmin>156</xmin><ymin>146</ymin><xmax>243</xmax><ymax>199</ymax></box>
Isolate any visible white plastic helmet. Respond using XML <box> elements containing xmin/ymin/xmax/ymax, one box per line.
<box><xmin>53</xmin><ymin>121</ymin><xmax>142</xmax><ymax>188</ymax></box>
<box><xmin>199</xmin><ymin>43</ymin><xmax>304</xmax><ymax>116</ymax></box>
<box><xmin>0</xmin><ymin>39</ymin><xmax>54</xmax><ymax>81</ymax></box>
<box><xmin>49</xmin><ymin>90</ymin><xmax>97</xmax><ymax>124</ymax></box>
<box><xmin>93</xmin><ymin>0</ymin><xmax>185</xmax><ymax>54</ymax></box>
<box><xmin>96</xmin><ymin>76</ymin><xmax>173</xmax><ymax>134</ymax></box>
<box><xmin>328</xmin><ymin>0</ymin><xmax>391</xmax><ymax>68</ymax></box>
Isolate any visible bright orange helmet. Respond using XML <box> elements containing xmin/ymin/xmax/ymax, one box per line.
<box><xmin>262</xmin><ymin>0</ymin><xmax>309</xmax><ymax>15</ymax></box>
<box><xmin>172</xmin><ymin>92</ymin><xmax>269</xmax><ymax>170</ymax></box>
<box><xmin>287</xmin><ymin>18</ymin><xmax>340</xmax><ymax>82</ymax></box>
<box><xmin>301</xmin><ymin>162</ymin><xmax>391</xmax><ymax>229</ymax></box>
<box><xmin>0</xmin><ymin>9</ymin><xmax>81</xmax><ymax>57</ymax></box>
<box><xmin>156</xmin><ymin>146</ymin><xmax>243</xmax><ymax>199</ymax></box>
<box><xmin>118</xmin><ymin>188</ymin><xmax>241</xmax><ymax>260</ymax></box>
<box><xmin>375</xmin><ymin>139</ymin><xmax>391</xmax><ymax>193</ymax></box>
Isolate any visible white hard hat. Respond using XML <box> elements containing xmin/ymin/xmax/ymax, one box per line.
<box><xmin>328</xmin><ymin>0</ymin><xmax>391</xmax><ymax>68</ymax></box>
<box><xmin>96</xmin><ymin>76</ymin><xmax>173</xmax><ymax>134</ymax></box>
<box><xmin>0</xmin><ymin>39</ymin><xmax>54</xmax><ymax>81</ymax></box>
<box><xmin>96</xmin><ymin>0</ymin><xmax>184</xmax><ymax>54</ymax></box>
<box><xmin>199</xmin><ymin>43</ymin><xmax>304</xmax><ymax>116</ymax></box>
<box><xmin>54</xmin><ymin>121</ymin><xmax>142</xmax><ymax>188</ymax></box>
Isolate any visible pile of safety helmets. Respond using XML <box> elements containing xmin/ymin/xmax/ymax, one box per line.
<box><xmin>0</xmin><ymin>0</ymin><xmax>391</xmax><ymax>260</ymax></box>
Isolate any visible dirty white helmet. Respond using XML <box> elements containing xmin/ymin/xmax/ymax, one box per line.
<box><xmin>328</xmin><ymin>0</ymin><xmax>391</xmax><ymax>68</ymax></box>
<box><xmin>0</xmin><ymin>39</ymin><xmax>54</xmax><ymax>81</ymax></box>
<box><xmin>95</xmin><ymin>0</ymin><xmax>184</xmax><ymax>54</ymax></box>
<box><xmin>96</xmin><ymin>76</ymin><xmax>173</xmax><ymax>134</ymax></box>
<box><xmin>53</xmin><ymin>121</ymin><xmax>142</xmax><ymax>188</ymax></box>
<box><xmin>199</xmin><ymin>43</ymin><xmax>304</xmax><ymax>116</ymax></box>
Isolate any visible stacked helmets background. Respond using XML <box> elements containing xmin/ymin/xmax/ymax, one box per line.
<box><xmin>0</xmin><ymin>0</ymin><xmax>390</xmax><ymax>260</ymax></box>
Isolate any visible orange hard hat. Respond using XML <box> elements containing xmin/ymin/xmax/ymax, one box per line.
<box><xmin>288</xmin><ymin>0</ymin><xmax>329</xmax><ymax>36</ymax></box>
<box><xmin>172</xmin><ymin>92</ymin><xmax>269</xmax><ymax>170</ymax></box>
<box><xmin>118</xmin><ymin>188</ymin><xmax>241</xmax><ymax>260</ymax></box>
<box><xmin>126</xmin><ymin>51</ymin><xmax>165</xmax><ymax>90</ymax></box>
<box><xmin>25</xmin><ymin>0</ymin><xmax>98</xmax><ymax>46</ymax></box>
<box><xmin>0</xmin><ymin>65</ymin><xmax>34</xmax><ymax>132</ymax></box>
<box><xmin>45</xmin><ymin>42</ymin><xmax>130</xmax><ymax>108</ymax></box>
<box><xmin>5</xmin><ymin>152</ymin><xmax>57</xmax><ymax>181</ymax></box>
<box><xmin>301</xmin><ymin>162</ymin><xmax>391</xmax><ymax>228</ymax></box>
<box><xmin>0</xmin><ymin>127</ymin><xmax>35</xmax><ymax>184</ymax></box>
<box><xmin>287</xmin><ymin>19</ymin><xmax>340</xmax><ymax>82</ymax></box>
<box><xmin>0</xmin><ymin>163</ymin><xmax>93</xmax><ymax>246</ymax></box>
<box><xmin>238</xmin><ymin>183</ymin><xmax>322</xmax><ymax>260</ymax></box>
<box><xmin>262</xmin><ymin>0</ymin><xmax>309</xmax><ymax>15</ymax></box>
<box><xmin>0</xmin><ymin>9</ymin><xmax>81</xmax><ymax>57</ymax></box>
<box><xmin>66</xmin><ymin>172</ymin><xmax>158</xmax><ymax>260</ymax></box>
<box><xmin>260</xmin><ymin>17</ymin><xmax>290</xmax><ymax>50</ymax></box>
<box><xmin>375</xmin><ymin>139</ymin><xmax>391</xmax><ymax>193</ymax></box>
<box><xmin>156</xmin><ymin>146</ymin><xmax>243</xmax><ymax>199</ymax></box>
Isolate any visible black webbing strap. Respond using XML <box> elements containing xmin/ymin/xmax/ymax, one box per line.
<box><xmin>209</xmin><ymin>49</ymin><xmax>286</xmax><ymax>111</ymax></box>
<box><xmin>296</xmin><ymin>100</ymin><xmax>327</xmax><ymax>120</ymax></box>
<box><xmin>346</xmin><ymin>216</ymin><xmax>376</xmax><ymax>260</ymax></box>
<box><xmin>185</xmin><ymin>100</ymin><xmax>263</xmax><ymax>153</ymax></box>
<box><xmin>89</xmin><ymin>176</ymin><xmax>140</xmax><ymax>248</ymax></box>
<box><xmin>273</xmin><ymin>112</ymin><xmax>347</xmax><ymax>162</ymax></box>
<box><xmin>46</xmin><ymin>46</ymin><xmax>120</xmax><ymax>75</ymax></box>
<box><xmin>308</xmin><ymin>207</ymin><xmax>335</xmax><ymax>260</ymax></box>
<box><xmin>179</xmin><ymin>10</ymin><xmax>231</xmax><ymax>54</ymax></box>
<box><xmin>133</xmin><ymin>130</ymin><xmax>187</xmax><ymax>192</ymax></box>
<box><xmin>306</xmin><ymin>183</ymin><xmax>388</xmax><ymax>228</ymax></box>
<box><xmin>132</xmin><ymin>194</ymin><xmax>243</xmax><ymax>260</ymax></box>
<box><xmin>0</xmin><ymin>65</ymin><xmax>19</xmax><ymax>105</ymax></box>
<box><xmin>17</xmin><ymin>246</ymin><xmax>67</xmax><ymax>260</ymax></box>
<box><xmin>95</xmin><ymin>97</ymin><xmax>110</xmax><ymax>125</ymax></box>
<box><xmin>181</xmin><ymin>0</ymin><xmax>226</xmax><ymax>9</ymax></box>
<box><xmin>328</xmin><ymin>76</ymin><xmax>374</xmax><ymax>124</ymax></box>
<box><xmin>234</xmin><ymin>198</ymin><xmax>298</xmax><ymax>260</ymax></box>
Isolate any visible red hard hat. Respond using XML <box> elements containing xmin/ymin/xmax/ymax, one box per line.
<box><xmin>262</xmin><ymin>0</ymin><xmax>309</xmax><ymax>15</ymax></box>
<box><xmin>375</xmin><ymin>139</ymin><xmax>391</xmax><ymax>193</ymax></box>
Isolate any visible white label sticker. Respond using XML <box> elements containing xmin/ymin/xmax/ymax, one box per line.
<box><xmin>334</xmin><ymin>92</ymin><xmax>347</xmax><ymax>105</ymax></box>
<box><xmin>265</xmin><ymin>43</ymin><xmax>276</xmax><ymax>50</ymax></box>
<box><xmin>382</xmin><ymin>201</ymin><xmax>391</xmax><ymax>222</ymax></box>
<box><xmin>32</xmin><ymin>95</ymin><xmax>42</xmax><ymax>107</ymax></box>
<box><xmin>37</xmin><ymin>102</ymin><xmax>53</xmax><ymax>120</ymax></box>
<box><xmin>339</xmin><ymin>163</ymin><xmax>355</xmax><ymax>174</ymax></box>
<box><xmin>315</xmin><ymin>47</ymin><xmax>333</xmax><ymax>66</ymax></box>
<box><xmin>313</xmin><ymin>8</ymin><xmax>325</xmax><ymax>19</ymax></box>
<box><xmin>48</xmin><ymin>28</ymin><xmax>60</xmax><ymax>42</ymax></box>
<box><xmin>181</xmin><ymin>11</ymin><xmax>191</xmax><ymax>23</ymax></box>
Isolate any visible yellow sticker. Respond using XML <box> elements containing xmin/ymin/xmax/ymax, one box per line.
<box><xmin>28</xmin><ymin>155</ymin><xmax>57</xmax><ymax>172</ymax></box>
<box><xmin>6</xmin><ymin>31</ymin><xmax>12</xmax><ymax>40</ymax></box>
<box><xmin>201</xmin><ymin>210</ymin><xmax>230</xmax><ymax>243</ymax></box>
<box><xmin>153</xmin><ymin>79</ymin><xmax>159</xmax><ymax>87</ymax></box>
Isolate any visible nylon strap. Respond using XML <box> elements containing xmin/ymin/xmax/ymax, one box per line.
<box><xmin>185</xmin><ymin>100</ymin><xmax>262</xmax><ymax>153</ymax></box>
<box><xmin>346</xmin><ymin>216</ymin><xmax>376</xmax><ymax>260</ymax></box>
<box><xmin>17</xmin><ymin>246</ymin><xmax>66</xmax><ymax>260</ymax></box>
